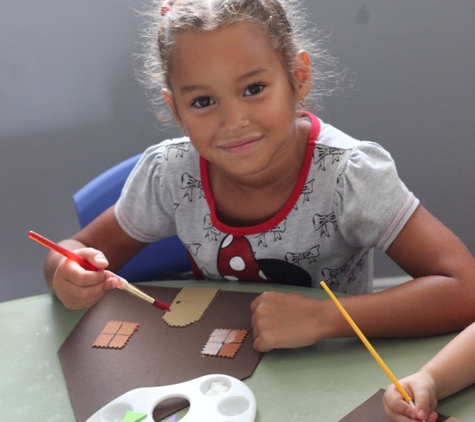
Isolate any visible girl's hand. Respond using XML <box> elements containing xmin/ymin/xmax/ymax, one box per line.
<box><xmin>383</xmin><ymin>373</ymin><xmax>439</xmax><ymax>422</ymax></box>
<box><xmin>51</xmin><ymin>247</ymin><xmax>120</xmax><ymax>309</ymax></box>
<box><xmin>250</xmin><ymin>291</ymin><xmax>327</xmax><ymax>351</ymax></box>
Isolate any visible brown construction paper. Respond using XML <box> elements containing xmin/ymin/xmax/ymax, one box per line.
<box><xmin>57</xmin><ymin>286</ymin><xmax>261</xmax><ymax>422</ymax></box>
<box><xmin>338</xmin><ymin>389</ymin><xmax>456</xmax><ymax>422</ymax></box>
<box><xmin>162</xmin><ymin>286</ymin><xmax>219</xmax><ymax>327</ymax></box>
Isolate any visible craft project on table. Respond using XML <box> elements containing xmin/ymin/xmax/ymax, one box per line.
<box><xmin>58</xmin><ymin>285</ymin><xmax>262</xmax><ymax>422</ymax></box>
<box><xmin>338</xmin><ymin>389</ymin><xmax>462</xmax><ymax>422</ymax></box>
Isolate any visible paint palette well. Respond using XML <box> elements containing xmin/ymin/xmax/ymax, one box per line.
<box><xmin>85</xmin><ymin>374</ymin><xmax>256</xmax><ymax>422</ymax></box>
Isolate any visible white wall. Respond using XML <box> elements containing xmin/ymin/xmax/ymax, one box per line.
<box><xmin>310</xmin><ymin>1</ymin><xmax>475</xmax><ymax>277</ymax></box>
<box><xmin>1</xmin><ymin>0</ymin><xmax>474</xmax><ymax>301</ymax></box>
<box><xmin>1</xmin><ymin>0</ymin><xmax>181</xmax><ymax>301</ymax></box>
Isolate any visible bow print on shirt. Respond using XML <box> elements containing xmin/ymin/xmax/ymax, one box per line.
<box><xmin>322</xmin><ymin>255</ymin><xmax>355</xmax><ymax>287</ymax></box>
<box><xmin>293</xmin><ymin>180</ymin><xmax>315</xmax><ymax>211</ymax></box>
<box><xmin>285</xmin><ymin>245</ymin><xmax>320</xmax><ymax>267</ymax></box>
<box><xmin>314</xmin><ymin>146</ymin><xmax>345</xmax><ymax>171</ymax></box>
<box><xmin>164</xmin><ymin>142</ymin><xmax>191</xmax><ymax>159</ymax></box>
<box><xmin>344</xmin><ymin>253</ymin><xmax>368</xmax><ymax>284</ymax></box>
<box><xmin>313</xmin><ymin>212</ymin><xmax>338</xmax><ymax>237</ymax></box>
<box><xmin>254</xmin><ymin>219</ymin><xmax>287</xmax><ymax>247</ymax></box>
<box><xmin>203</xmin><ymin>214</ymin><xmax>221</xmax><ymax>241</ymax></box>
<box><xmin>181</xmin><ymin>172</ymin><xmax>204</xmax><ymax>202</ymax></box>
<box><xmin>185</xmin><ymin>243</ymin><xmax>201</xmax><ymax>256</ymax></box>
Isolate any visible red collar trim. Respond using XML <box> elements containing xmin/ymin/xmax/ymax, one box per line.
<box><xmin>200</xmin><ymin>112</ymin><xmax>320</xmax><ymax>235</ymax></box>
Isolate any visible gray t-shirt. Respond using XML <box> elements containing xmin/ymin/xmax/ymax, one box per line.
<box><xmin>115</xmin><ymin>113</ymin><xmax>419</xmax><ymax>294</ymax></box>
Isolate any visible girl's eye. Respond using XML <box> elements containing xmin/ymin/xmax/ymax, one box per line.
<box><xmin>244</xmin><ymin>83</ymin><xmax>265</xmax><ymax>96</ymax></box>
<box><xmin>191</xmin><ymin>97</ymin><xmax>215</xmax><ymax>108</ymax></box>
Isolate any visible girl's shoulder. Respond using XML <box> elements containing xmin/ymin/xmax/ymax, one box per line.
<box><xmin>143</xmin><ymin>136</ymin><xmax>195</xmax><ymax>157</ymax></box>
<box><xmin>315</xmin><ymin>120</ymin><xmax>395</xmax><ymax>166</ymax></box>
<box><xmin>126</xmin><ymin>136</ymin><xmax>199</xmax><ymax>184</ymax></box>
<box><xmin>139</xmin><ymin>136</ymin><xmax>198</xmax><ymax>167</ymax></box>
<box><xmin>317</xmin><ymin>120</ymin><xmax>364</xmax><ymax>149</ymax></box>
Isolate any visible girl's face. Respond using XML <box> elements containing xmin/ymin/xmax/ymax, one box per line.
<box><xmin>164</xmin><ymin>20</ymin><xmax>310</xmax><ymax>183</ymax></box>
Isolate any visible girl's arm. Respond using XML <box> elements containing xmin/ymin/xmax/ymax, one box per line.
<box><xmin>251</xmin><ymin>205</ymin><xmax>475</xmax><ymax>350</ymax></box>
<box><xmin>383</xmin><ymin>322</ymin><xmax>475</xmax><ymax>422</ymax></box>
<box><xmin>44</xmin><ymin>206</ymin><xmax>147</xmax><ymax>309</ymax></box>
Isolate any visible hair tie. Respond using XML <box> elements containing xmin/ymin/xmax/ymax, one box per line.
<box><xmin>160</xmin><ymin>5</ymin><xmax>171</xmax><ymax>16</ymax></box>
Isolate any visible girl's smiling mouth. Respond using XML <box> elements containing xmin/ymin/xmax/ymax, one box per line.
<box><xmin>218</xmin><ymin>135</ymin><xmax>263</xmax><ymax>154</ymax></box>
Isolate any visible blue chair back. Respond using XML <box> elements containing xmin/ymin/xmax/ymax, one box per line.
<box><xmin>73</xmin><ymin>153</ymin><xmax>190</xmax><ymax>282</ymax></box>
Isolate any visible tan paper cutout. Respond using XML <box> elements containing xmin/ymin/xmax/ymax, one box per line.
<box><xmin>163</xmin><ymin>287</ymin><xmax>219</xmax><ymax>327</ymax></box>
<box><xmin>102</xmin><ymin>321</ymin><xmax>122</xmax><ymax>333</ymax></box>
<box><xmin>202</xmin><ymin>329</ymin><xmax>249</xmax><ymax>359</ymax></box>
<box><xmin>93</xmin><ymin>321</ymin><xmax>139</xmax><ymax>349</ymax></box>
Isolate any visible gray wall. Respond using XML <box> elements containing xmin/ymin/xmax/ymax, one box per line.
<box><xmin>1</xmin><ymin>1</ymin><xmax>474</xmax><ymax>302</ymax></box>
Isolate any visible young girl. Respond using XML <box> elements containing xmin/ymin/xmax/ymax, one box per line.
<box><xmin>383</xmin><ymin>321</ymin><xmax>475</xmax><ymax>422</ymax></box>
<box><xmin>45</xmin><ymin>0</ymin><xmax>475</xmax><ymax>354</ymax></box>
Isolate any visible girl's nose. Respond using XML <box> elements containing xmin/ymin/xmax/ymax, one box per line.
<box><xmin>219</xmin><ymin>100</ymin><xmax>250</xmax><ymax>132</ymax></box>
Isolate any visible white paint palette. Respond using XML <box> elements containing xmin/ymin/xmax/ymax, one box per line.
<box><xmin>85</xmin><ymin>374</ymin><xmax>257</xmax><ymax>422</ymax></box>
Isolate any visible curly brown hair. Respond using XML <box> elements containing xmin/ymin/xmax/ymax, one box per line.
<box><xmin>136</xmin><ymin>0</ymin><xmax>343</xmax><ymax>122</ymax></box>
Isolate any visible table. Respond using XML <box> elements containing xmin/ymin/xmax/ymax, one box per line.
<box><xmin>1</xmin><ymin>280</ymin><xmax>474</xmax><ymax>421</ymax></box>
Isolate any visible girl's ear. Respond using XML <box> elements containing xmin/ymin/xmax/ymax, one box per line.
<box><xmin>161</xmin><ymin>88</ymin><xmax>184</xmax><ymax>128</ymax></box>
<box><xmin>293</xmin><ymin>50</ymin><xmax>311</xmax><ymax>101</ymax></box>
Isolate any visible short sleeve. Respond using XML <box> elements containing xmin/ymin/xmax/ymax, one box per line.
<box><xmin>115</xmin><ymin>144</ymin><xmax>177</xmax><ymax>243</ymax></box>
<box><xmin>334</xmin><ymin>141</ymin><xmax>419</xmax><ymax>251</ymax></box>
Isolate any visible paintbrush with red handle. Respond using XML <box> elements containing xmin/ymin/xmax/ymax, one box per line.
<box><xmin>28</xmin><ymin>230</ymin><xmax>170</xmax><ymax>312</ymax></box>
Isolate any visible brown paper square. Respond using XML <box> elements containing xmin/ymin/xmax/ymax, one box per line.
<box><xmin>118</xmin><ymin>322</ymin><xmax>139</xmax><ymax>335</ymax></box>
<box><xmin>92</xmin><ymin>334</ymin><xmax>115</xmax><ymax>348</ymax></box>
<box><xmin>218</xmin><ymin>343</ymin><xmax>241</xmax><ymax>358</ymax></box>
<box><xmin>102</xmin><ymin>321</ymin><xmax>122</xmax><ymax>333</ymax></box>
<box><xmin>225</xmin><ymin>329</ymin><xmax>248</xmax><ymax>344</ymax></box>
<box><xmin>209</xmin><ymin>328</ymin><xmax>230</xmax><ymax>342</ymax></box>
<box><xmin>92</xmin><ymin>321</ymin><xmax>139</xmax><ymax>349</ymax></box>
<box><xmin>108</xmin><ymin>335</ymin><xmax>128</xmax><ymax>349</ymax></box>
<box><xmin>201</xmin><ymin>328</ymin><xmax>249</xmax><ymax>358</ymax></box>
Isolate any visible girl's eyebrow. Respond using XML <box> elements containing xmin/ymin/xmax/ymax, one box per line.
<box><xmin>179</xmin><ymin>68</ymin><xmax>268</xmax><ymax>95</ymax></box>
<box><xmin>237</xmin><ymin>67</ymin><xmax>268</xmax><ymax>82</ymax></box>
<box><xmin>179</xmin><ymin>84</ymin><xmax>207</xmax><ymax>95</ymax></box>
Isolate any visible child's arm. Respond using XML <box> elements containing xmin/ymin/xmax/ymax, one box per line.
<box><xmin>44</xmin><ymin>206</ymin><xmax>147</xmax><ymax>309</ymax></box>
<box><xmin>383</xmin><ymin>321</ymin><xmax>475</xmax><ymax>422</ymax></box>
<box><xmin>251</xmin><ymin>205</ymin><xmax>475</xmax><ymax>351</ymax></box>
